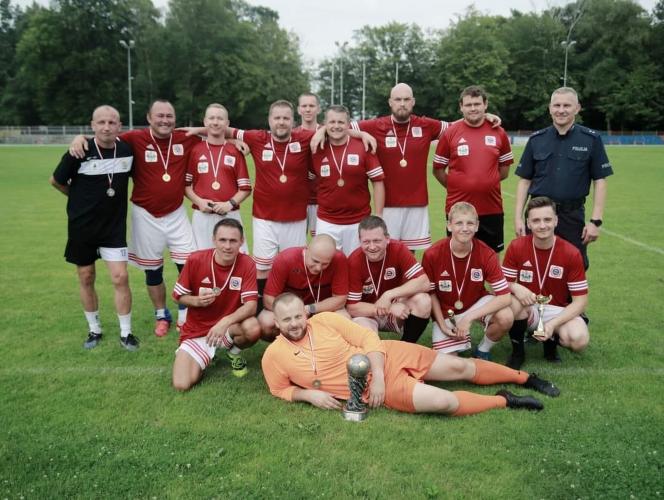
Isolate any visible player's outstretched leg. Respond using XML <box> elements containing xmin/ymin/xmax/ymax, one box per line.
<box><xmin>412</xmin><ymin>384</ymin><xmax>543</xmax><ymax>415</ymax></box>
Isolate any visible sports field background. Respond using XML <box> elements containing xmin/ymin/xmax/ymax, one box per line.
<box><xmin>0</xmin><ymin>145</ymin><xmax>662</xmax><ymax>498</ymax></box>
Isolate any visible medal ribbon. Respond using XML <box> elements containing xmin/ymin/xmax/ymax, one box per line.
<box><xmin>390</xmin><ymin>115</ymin><xmax>411</xmax><ymax>161</ymax></box>
<box><xmin>329</xmin><ymin>137</ymin><xmax>350</xmax><ymax>182</ymax></box>
<box><xmin>302</xmin><ymin>250</ymin><xmax>322</xmax><ymax>304</ymax></box>
<box><xmin>532</xmin><ymin>236</ymin><xmax>557</xmax><ymax>295</ymax></box>
<box><xmin>149</xmin><ymin>129</ymin><xmax>172</xmax><ymax>176</ymax></box>
<box><xmin>269</xmin><ymin>135</ymin><xmax>290</xmax><ymax>178</ymax></box>
<box><xmin>449</xmin><ymin>240</ymin><xmax>473</xmax><ymax>306</ymax></box>
<box><xmin>210</xmin><ymin>250</ymin><xmax>237</xmax><ymax>295</ymax></box>
<box><xmin>93</xmin><ymin>138</ymin><xmax>117</xmax><ymax>191</ymax></box>
<box><xmin>205</xmin><ymin>140</ymin><xmax>225</xmax><ymax>184</ymax></box>
<box><xmin>365</xmin><ymin>251</ymin><xmax>387</xmax><ymax>299</ymax></box>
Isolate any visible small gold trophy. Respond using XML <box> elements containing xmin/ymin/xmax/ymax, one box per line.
<box><xmin>533</xmin><ymin>294</ymin><xmax>552</xmax><ymax>339</ymax></box>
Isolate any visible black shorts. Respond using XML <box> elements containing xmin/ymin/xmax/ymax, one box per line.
<box><xmin>447</xmin><ymin>213</ymin><xmax>504</xmax><ymax>252</ymax></box>
<box><xmin>65</xmin><ymin>235</ymin><xmax>125</xmax><ymax>267</ymax></box>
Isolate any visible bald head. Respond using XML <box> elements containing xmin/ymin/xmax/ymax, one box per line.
<box><xmin>92</xmin><ymin>105</ymin><xmax>120</xmax><ymax>122</ymax></box>
<box><xmin>304</xmin><ymin>234</ymin><xmax>337</xmax><ymax>275</ymax></box>
<box><xmin>90</xmin><ymin>105</ymin><xmax>121</xmax><ymax>148</ymax></box>
<box><xmin>389</xmin><ymin>83</ymin><xmax>415</xmax><ymax>122</ymax></box>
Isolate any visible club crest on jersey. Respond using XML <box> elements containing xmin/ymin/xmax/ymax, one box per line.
<box><xmin>145</xmin><ymin>150</ymin><xmax>158</xmax><ymax>163</ymax></box>
<box><xmin>470</xmin><ymin>268</ymin><xmax>483</xmax><ymax>282</ymax></box>
<box><xmin>438</xmin><ymin>280</ymin><xmax>452</xmax><ymax>292</ymax></box>
<box><xmin>411</xmin><ymin>126</ymin><xmax>422</xmax><ymax>138</ymax></box>
<box><xmin>262</xmin><ymin>149</ymin><xmax>274</xmax><ymax>161</ymax></box>
<box><xmin>519</xmin><ymin>270</ymin><xmax>533</xmax><ymax>283</ymax></box>
<box><xmin>289</xmin><ymin>142</ymin><xmax>301</xmax><ymax>153</ymax></box>
<box><xmin>197</xmin><ymin>162</ymin><xmax>209</xmax><ymax>173</ymax></box>
<box><xmin>484</xmin><ymin>135</ymin><xmax>497</xmax><ymax>146</ymax></box>
<box><xmin>229</xmin><ymin>277</ymin><xmax>242</xmax><ymax>290</ymax></box>
<box><xmin>224</xmin><ymin>155</ymin><xmax>236</xmax><ymax>167</ymax></box>
<box><xmin>384</xmin><ymin>267</ymin><xmax>396</xmax><ymax>280</ymax></box>
<box><xmin>457</xmin><ymin>144</ymin><xmax>470</xmax><ymax>156</ymax></box>
<box><xmin>321</xmin><ymin>164</ymin><xmax>331</xmax><ymax>177</ymax></box>
<box><xmin>347</xmin><ymin>154</ymin><xmax>359</xmax><ymax>166</ymax></box>
<box><xmin>549</xmin><ymin>265</ymin><xmax>563</xmax><ymax>279</ymax></box>
<box><xmin>172</xmin><ymin>144</ymin><xmax>184</xmax><ymax>156</ymax></box>
<box><xmin>385</xmin><ymin>137</ymin><xmax>397</xmax><ymax>148</ymax></box>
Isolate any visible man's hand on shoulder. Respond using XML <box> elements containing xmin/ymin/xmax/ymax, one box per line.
<box><xmin>69</xmin><ymin>135</ymin><xmax>89</xmax><ymax>159</ymax></box>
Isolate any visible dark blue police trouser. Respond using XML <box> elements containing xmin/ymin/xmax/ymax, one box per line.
<box><xmin>554</xmin><ymin>206</ymin><xmax>589</xmax><ymax>270</ymax></box>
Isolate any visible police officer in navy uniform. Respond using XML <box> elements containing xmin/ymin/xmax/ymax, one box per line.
<box><xmin>514</xmin><ymin>87</ymin><xmax>613</xmax><ymax>269</ymax></box>
<box><xmin>513</xmin><ymin>87</ymin><xmax>613</xmax><ymax>362</ymax></box>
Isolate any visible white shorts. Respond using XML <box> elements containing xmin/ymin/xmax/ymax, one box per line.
<box><xmin>128</xmin><ymin>203</ymin><xmax>196</xmax><ymax>270</ymax></box>
<box><xmin>176</xmin><ymin>337</ymin><xmax>216</xmax><ymax>370</ymax></box>
<box><xmin>307</xmin><ymin>204</ymin><xmax>318</xmax><ymax>236</ymax></box>
<box><xmin>525</xmin><ymin>304</ymin><xmax>567</xmax><ymax>331</ymax></box>
<box><xmin>353</xmin><ymin>314</ymin><xmax>403</xmax><ymax>335</ymax></box>
<box><xmin>315</xmin><ymin>219</ymin><xmax>360</xmax><ymax>255</ymax></box>
<box><xmin>252</xmin><ymin>217</ymin><xmax>307</xmax><ymax>271</ymax></box>
<box><xmin>99</xmin><ymin>247</ymin><xmax>128</xmax><ymax>262</ymax></box>
<box><xmin>382</xmin><ymin>206</ymin><xmax>431</xmax><ymax>250</ymax></box>
<box><xmin>191</xmin><ymin>209</ymin><xmax>248</xmax><ymax>254</ymax></box>
<box><xmin>431</xmin><ymin>295</ymin><xmax>493</xmax><ymax>354</ymax></box>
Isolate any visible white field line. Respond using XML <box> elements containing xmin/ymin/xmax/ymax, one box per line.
<box><xmin>1</xmin><ymin>366</ymin><xmax>663</xmax><ymax>377</ymax></box>
<box><xmin>503</xmin><ymin>190</ymin><xmax>664</xmax><ymax>256</ymax></box>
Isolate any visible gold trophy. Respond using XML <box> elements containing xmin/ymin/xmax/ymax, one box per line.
<box><xmin>533</xmin><ymin>294</ymin><xmax>552</xmax><ymax>340</ymax></box>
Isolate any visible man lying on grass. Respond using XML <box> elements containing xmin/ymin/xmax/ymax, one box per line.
<box><xmin>261</xmin><ymin>293</ymin><xmax>559</xmax><ymax>416</ymax></box>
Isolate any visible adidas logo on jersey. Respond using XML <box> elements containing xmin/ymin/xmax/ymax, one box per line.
<box><xmin>523</xmin><ymin>260</ymin><xmax>532</xmax><ymax>267</ymax></box>
<box><xmin>201</xmin><ymin>277</ymin><xmax>211</xmax><ymax>284</ymax></box>
<box><xmin>459</xmin><ymin>138</ymin><xmax>467</xmax><ymax>144</ymax></box>
<box><xmin>386</xmin><ymin>130</ymin><xmax>395</xmax><ymax>136</ymax></box>
<box><xmin>146</xmin><ymin>144</ymin><xmax>155</xmax><ymax>150</ymax></box>
<box><xmin>440</xmin><ymin>270</ymin><xmax>450</xmax><ymax>277</ymax></box>
<box><xmin>264</xmin><ymin>143</ymin><xmax>272</xmax><ymax>149</ymax></box>
<box><xmin>199</xmin><ymin>154</ymin><xmax>207</xmax><ymax>160</ymax></box>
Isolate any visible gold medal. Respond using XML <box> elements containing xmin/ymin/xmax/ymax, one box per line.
<box><xmin>211</xmin><ymin>181</ymin><xmax>221</xmax><ymax>190</ymax></box>
<box><xmin>279</xmin><ymin>174</ymin><xmax>288</xmax><ymax>183</ymax></box>
<box><xmin>337</xmin><ymin>178</ymin><xmax>345</xmax><ymax>187</ymax></box>
<box><xmin>162</xmin><ymin>173</ymin><xmax>171</xmax><ymax>182</ymax></box>
<box><xmin>399</xmin><ymin>158</ymin><xmax>407</xmax><ymax>167</ymax></box>
<box><xmin>313</xmin><ymin>379</ymin><xmax>321</xmax><ymax>389</ymax></box>
<box><xmin>454</xmin><ymin>300</ymin><xmax>464</xmax><ymax>310</ymax></box>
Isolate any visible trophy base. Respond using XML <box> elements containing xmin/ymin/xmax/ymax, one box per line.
<box><xmin>342</xmin><ymin>408</ymin><xmax>368</xmax><ymax>422</ymax></box>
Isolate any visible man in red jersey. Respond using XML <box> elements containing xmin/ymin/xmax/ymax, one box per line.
<box><xmin>502</xmin><ymin>197</ymin><xmax>589</xmax><ymax>369</ymax></box>
<box><xmin>346</xmin><ymin>216</ymin><xmax>431</xmax><ymax>343</ymax></box>
<box><xmin>69</xmin><ymin>100</ymin><xmax>201</xmax><ymax>337</ymax></box>
<box><xmin>422</xmin><ymin>202</ymin><xmax>513</xmax><ymax>360</ymax></box>
<box><xmin>172</xmin><ymin>219</ymin><xmax>260</xmax><ymax>389</ymax></box>
<box><xmin>433</xmin><ymin>85</ymin><xmax>513</xmax><ymax>252</ymax></box>
<box><xmin>295</xmin><ymin>93</ymin><xmax>322</xmax><ymax>238</ymax></box>
<box><xmin>257</xmin><ymin>234</ymin><xmax>349</xmax><ymax>341</ymax></box>
<box><xmin>311</xmin><ymin>105</ymin><xmax>385</xmax><ymax>254</ymax></box>
<box><xmin>349</xmin><ymin>83</ymin><xmax>501</xmax><ymax>251</ymax></box>
<box><xmin>185</xmin><ymin>103</ymin><xmax>251</xmax><ymax>254</ymax></box>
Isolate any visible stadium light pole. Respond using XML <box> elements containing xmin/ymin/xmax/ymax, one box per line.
<box><xmin>335</xmin><ymin>41</ymin><xmax>348</xmax><ymax>106</ymax></box>
<box><xmin>395</xmin><ymin>53</ymin><xmax>407</xmax><ymax>85</ymax></box>
<box><xmin>330</xmin><ymin>62</ymin><xmax>335</xmax><ymax>105</ymax></box>
<box><xmin>361</xmin><ymin>59</ymin><xmax>366</xmax><ymax>120</ymax></box>
<box><xmin>561</xmin><ymin>40</ymin><xmax>577</xmax><ymax>87</ymax></box>
<box><xmin>119</xmin><ymin>40</ymin><xmax>135</xmax><ymax>130</ymax></box>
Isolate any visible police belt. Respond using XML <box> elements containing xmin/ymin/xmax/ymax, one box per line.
<box><xmin>531</xmin><ymin>196</ymin><xmax>585</xmax><ymax>212</ymax></box>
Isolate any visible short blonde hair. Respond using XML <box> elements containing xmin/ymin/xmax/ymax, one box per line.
<box><xmin>448</xmin><ymin>201</ymin><xmax>478</xmax><ymax>223</ymax></box>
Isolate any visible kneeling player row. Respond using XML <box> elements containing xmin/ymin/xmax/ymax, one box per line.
<box><xmin>172</xmin><ymin>196</ymin><xmax>588</xmax><ymax>390</ymax></box>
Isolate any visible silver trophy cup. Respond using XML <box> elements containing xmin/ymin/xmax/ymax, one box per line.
<box><xmin>342</xmin><ymin>353</ymin><xmax>370</xmax><ymax>422</ymax></box>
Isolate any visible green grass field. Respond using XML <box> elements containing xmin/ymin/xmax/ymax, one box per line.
<box><xmin>1</xmin><ymin>145</ymin><xmax>663</xmax><ymax>499</ymax></box>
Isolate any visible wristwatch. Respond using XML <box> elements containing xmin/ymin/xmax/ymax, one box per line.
<box><xmin>229</xmin><ymin>198</ymin><xmax>239</xmax><ymax>209</ymax></box>
<box><xmin>308</xmin><ymin>304</ymin><xmax>316</xmax><ymax>316</ymax></box>
<box><xmin>589</xmin><ymin>219</ymin><xmax>603</xmax><ymax>227</ymax></box>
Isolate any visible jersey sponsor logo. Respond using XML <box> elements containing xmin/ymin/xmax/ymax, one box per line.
<box><xmin>519</xmin><ymin>270</ymin><xmax>533</xmax><ymax>283</ymax></box>
<box><xmin>411</xmin><ymin>127</ymin><xmax>422</xmax><ymax>137</ymax></box>
<box><xmin>572</xmin><ymin>146</ymin><xmax>588</xmax><ymax>152</ymax></box>
<box><xmin>224</xmin><ymin>155</ymin><xmax>236</xmax><ymax>167</ymax></box>
<box><xmin>523</xmin><ymin>260</ymin><xmax>532</xmax><ymax>267</ymax></box>
<box><xmin>457</xmin><ymin>144</ymin><xmax>470</xmax><ymax>156</ymax></box>
<box><xmin>470</xmin><ymin>268</ymin><xmax>483</xmax><ymax>281</ymax></box>
<box><xmin>347</xmin><ymin>154</ymin><xmax>359</xmax><ymax>166</ymax></box>
<box><xmin>321</xmin><ymin>164</ymin><xmax>331</xmax><ymax>177</ymax></box>
<box><xmin>198</xmin><ymin>286</ymin><xmax>213</xmax><ymax>295</ymax></box>
<box><xmin>201</xmin><ymin>277</ymin><xmax>211</xmax><ymax>284</ymax></box>
<box><xmin>549</xmin><ymin>265</ymin><xmax>563</xmax><ymax>279</ymax></box>
<box><xmin>438</xmin><ymin>280</ymin><xmax>452</xmax><ymax>292</ymax></box>
<box><xmin>145</xmin><ymin>150</ymin><xmax>158</xmax><ymax>163</ymax></box>
<box><xmin>197</xmin><ymin>162</ymin><xmax>209</xmax><ymax>173</ymax></box>
<box><xmin>229</xmin><ymin>277</ymin><xmax>242</xmax><ymax>290</ymax></box>
<box><xmin>289</xmin><ymin>142</ymin><xmax>301</xmax><ymax>153</ymax></box>
<box><xmin>484</xmin><ymin>135</ymin><xmax>497</xmax><ymax>146</ymax></box>
<box><xmin>262</xmin><ymin>149</ymin><xmax>274</xmax><ymax>161</ymax></box>
<box><xmin>384</xmin><ymin>267</ymin><xmax>396</xmax><ymax>280</ymax></box>
<box><xmin>362</xmin><ymin>284</ymin><xmax>375</xmax><ymax>295</ymax></box>
<box><xmin>385</xmin><ymin>137</ymin><xmax>397</xmax><ymax>148</ymax></box>
<box><xmin>172</xmin><ymin>144</ymin><xmax>184</xmax><ymax>156</ymax></box>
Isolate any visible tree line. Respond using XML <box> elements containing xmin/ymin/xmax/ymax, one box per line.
<box><xmin>1</xmin><ymin>0</ymin><xmax>663</xmax><ymax>131</ymax></box>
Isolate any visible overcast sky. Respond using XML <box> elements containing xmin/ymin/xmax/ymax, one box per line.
<box><xmin>18</xmin><ymin>0</ymin><xmax>658</xmax><ymax>63</ymax></box>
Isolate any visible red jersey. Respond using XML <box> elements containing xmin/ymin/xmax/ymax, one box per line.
<box><xmin>185</xmin><ymin>141</ymin><xmax>251</xmax><ymax>210</ymax></box>
<box><xmin>235</xmin><ymin>128</ymin><xmax>314</xmax><ymax>222</ymax></box>
<box><xmin>264</xmin><ymin>246</ymin><xmax>349</xmax><ymax>303</ymax></box>
<box><xmin>347</xmin><ymin>240</ymin><xmax>424</xmax><ymax>304</ymax></box>
<box><xmin>422</xmin><ymin>237</ymin><xmax>509</xmax><ymax>313</ymax></box>
<box><xmin>433</xmin><ymin>120</ymin><xmax>513</xmax><ymax>216</ymax></box>
<box><xmin>173</xmin><ymin>250</ymin><xmax>257</xmax><ymax>342</ymax></box>
<box><xmin>294</xmin><ymin>125</ymin><xmax>320</xmax><ymax>205</ymax></box>
<box><xmin>351</xmin><ymin>115</ymin><xmax>446</xmax><ymax>207</ymax></box>
<box><xmin>120</xmin><ymin>129</ymin><xmax>200</xmax><ymax>218</ymax></box>
<box><xmin>311</xmin><ymin>137</ymin><xmax>384</xmax><ymax>224</ymax></box>
<box><xmin>502</xmin><ymin>235</ymin><xmax>588</xmax><ymax>307</ymax></box>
